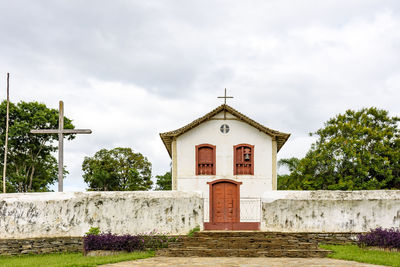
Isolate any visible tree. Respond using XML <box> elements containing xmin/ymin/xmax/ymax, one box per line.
<box><xmin>277</xmin><ymin>157</ymin><xmax>300</xmax><ymax>190</ymax></box>
<box><xmin>279</xmin><ymin>107</ymin><xmax>400</xmax><ymax>190</ymax></box>
<box><xmin>82</xmin><ymin>147</ymin><xmax>153</xmax><ymax>191</ymax></box>
<box><xmin>0</xmin><ymin>101</ymin><xmax>75</xmax><ymax>192</ymax></box>
<box><xmin>155</xmin><ymin>171</ymin><xmax>171</xmax><ymax>190</ymax></box>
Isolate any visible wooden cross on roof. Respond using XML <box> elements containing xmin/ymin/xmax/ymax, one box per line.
<box><xmin>218</xmin><ymin>88</ymin><xmax>233</xmax><ymax>119</ymax></box>
<box><xmin>218</xmin><ymin>88</ymin><xmax>233</xmax><ymax>105</ymax></box>
<box><xmin>30</xmin><ymin>101</ymin><xmax>92</xmax><ymax>192</ymax></box>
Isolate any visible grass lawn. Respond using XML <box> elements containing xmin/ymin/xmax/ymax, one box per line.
<box><xmin>320</xmin><ymin>244</ymin><xmax>400</xmax><ymax>267</ymax></box>
<box><xmin>0</xmin><ymin>250</ymin><xmax>155</xmax><ymax>267</ymax></box>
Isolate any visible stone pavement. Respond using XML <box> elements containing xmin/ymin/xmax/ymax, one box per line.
<box><xmin>101</xmin><ymin>257</ymin><xmax>383</xmax><ymax>266</ymax></box>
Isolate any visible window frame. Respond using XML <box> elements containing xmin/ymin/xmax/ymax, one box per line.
<box><xmin>195</xmin><ymin>144</ymin><xmax>216</xmax><ymax>175</ymax></box>
<box><xmin>233</xmin><ymin>144</ymin><xmax>254</xmax><ymax>175</ymax></box>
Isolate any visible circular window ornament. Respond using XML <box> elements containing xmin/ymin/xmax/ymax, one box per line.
<box><xmin>220</xmin><ymin>124</ymin><xmax>230</xmax><ymax>134</ymax></box>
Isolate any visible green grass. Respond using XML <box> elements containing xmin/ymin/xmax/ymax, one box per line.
<box><xmin>320</xmin><ymin>244</ymin><xmax>400</xmax><ymax>267</ymax></box>
<box><xmin>0</xmin><ymin>251</ymin><xmax>155</xmax><ymax>267</ymax></box>
<box><xmin>187</xmin><ymin>225</ymin><xmax>200</xmax><ymax>237</ymax></box>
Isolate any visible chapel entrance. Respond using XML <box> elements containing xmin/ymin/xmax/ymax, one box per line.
<box><xmin>204</xmin><ymin>179</ymin><xmax>260</xmax><ymax>230</ymax></box>
<box><xmin>212</xmin><ymin>181</ymin><xmax>239</xmax><ymax>224</ymax></box>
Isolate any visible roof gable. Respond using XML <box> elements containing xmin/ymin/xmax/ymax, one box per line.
<box><xmin>159</xmin><ymin>104</ymin><xmax>290</xmax><ymax>157</ymax></box>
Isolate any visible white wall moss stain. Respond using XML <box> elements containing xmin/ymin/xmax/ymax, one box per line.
<box><xmin>0</xmin><ymin>191</ymin><xmax>203</xmax><ymax>239</ymax></box>
<box><xmin>2</xmin><ymin>190</ymin><xmax>400</xmax><ymax>238</ymax></box>
<box><xmin>261</xmin><ymin>190</ymin><xmax>400</xmax><ymax>232</ymax></box>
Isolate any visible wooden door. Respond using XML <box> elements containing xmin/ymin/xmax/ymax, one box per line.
<box><xmin>212</xmin><ymin>182</ymin><xmax>238</xmax><ymax>223</ymax></box>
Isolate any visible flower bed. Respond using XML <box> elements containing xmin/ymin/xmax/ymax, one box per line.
<box><xmin>84</xmin><ymin>233</ymin><xmax>145</xmax><ymax>253</ymax></box>
<box><xmin>358</xmin><ymin>227</ymin><xmax>400</xmax><ymax>249</ymax></box>
<box><xmin>83</xmin><ymin>230</ymin><xmax>179</xmax><ymax>254</ymax></box>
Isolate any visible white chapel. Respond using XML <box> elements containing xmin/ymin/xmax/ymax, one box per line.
<box><xmin>160</xmin><ymin>97</ymin><xmax>290</xmax><ymax>230</ymax></box>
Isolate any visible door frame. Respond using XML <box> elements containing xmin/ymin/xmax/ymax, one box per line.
<box><xmin>204</xmin><ymin>179</ymin><xmax>261</xmax><ymax>231</ymax></box>
<box><xmin>208</xmin><ymin>179</ymin><xmax>242</xmax><ymax>224</ymax></box>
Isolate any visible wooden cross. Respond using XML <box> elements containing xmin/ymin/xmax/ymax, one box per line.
<box><xmin>218</xmin><ymin>88</ymin><xmax>233</xmax><ymax>105</ymax></box>
<box><xmin>218</xmin><ymin>88</ymin><xmax>234</xmax><ymax>119</ymax></box>
<box><xmin>30</xmin><ymin>101</ymin><xmax>92</xmax><ymax>192</ymax></box>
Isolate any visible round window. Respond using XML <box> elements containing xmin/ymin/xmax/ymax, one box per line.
<box><xmin>220</xmin><ymin>124</ymin><xmax>230</xmax><ymax>134</ymax></box>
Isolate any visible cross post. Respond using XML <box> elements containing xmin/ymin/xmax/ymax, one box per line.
<box><xmin>58</xmin><ymin>101</ymin><xmax>64</xmax><ymax>192</ymax></box>
<box><xmin>218</xmin><ymin>88</ymin><xmax>233</xmax><ymax>105</ymax></box>
<box><xmin>30</xmin><ymin>101</ymin><xmax>92</xmax><ymax>192</ymax></box>
<box><xmin>218</xmin><ymin>88</ymin><xmax>234</xmax><ymax>119</ymax></box>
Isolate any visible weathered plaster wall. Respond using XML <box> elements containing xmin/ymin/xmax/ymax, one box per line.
<box><xmin>3</xmin><ymin>190</ymin><xmax>399</xmax><ymax>239</ymax></box>
<box><xmin>261</xmin><ymin>190</ymin><xmax>400</xmax><ymax>232</ymax></box>
<box><xmin>177</xmin><ymin>111</ymin><xmax>273</xmax><ymax>198</ymax></box>
<box><xmin>0</xmin><ymin>191</ymin><xmax>202</xmax><ymax>239</ymax></box>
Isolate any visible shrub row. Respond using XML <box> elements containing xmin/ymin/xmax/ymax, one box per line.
<box><xmin>84</xmin><ymin>232</ymin><xmax>179</xmax><ymax>252</ymax></box>
<box><xmin>84</xmin><ymin>233</ymin><xmax>144</xmax><ymax>252</ymax></box>
<box><xmin>358</xmin><ymin>227</ymin><xmax>400</xmax><ymax>249</ymax></box>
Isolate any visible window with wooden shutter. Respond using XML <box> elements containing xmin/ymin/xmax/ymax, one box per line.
<box><xmin>196</xmin><ymin>144</ymin><xmax>216</xmax><ymax>175</ymax></box>
<box><xmin>234</xmin><ymin>144</ymin><xmax>254</xmax><ymax>175</ymax></box>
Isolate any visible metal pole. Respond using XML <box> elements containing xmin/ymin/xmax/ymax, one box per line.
<box><xmin>58</xmin><ymin>101</ymin><xmax>64</xmax><ymax>192</ymax></box>
<box><xmin>2</xmin><ymin>73</ymin><xmax>10</xmax><ymax>193</ymax></box>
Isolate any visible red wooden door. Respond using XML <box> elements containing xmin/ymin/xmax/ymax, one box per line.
<box><xmin>212</xmin><ymin>182</ymin><xmax>238</xmax><ymax>223</ymax></box>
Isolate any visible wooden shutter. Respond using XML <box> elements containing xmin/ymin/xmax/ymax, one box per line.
<box><xmin>234</xmin><ymin>144</ymin><xmax>254</xmax><ymax>175</ymax></box>
<box><xmin>196</xmin><ymin>144</ymin><xmax>216</xmax><ymax>175</ymax></box>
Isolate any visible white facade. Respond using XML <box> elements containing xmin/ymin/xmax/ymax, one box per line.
<box><xmin>175</xmin><ymin>111</ymin><xmax>273</xmax><ymax>198</ymax></box>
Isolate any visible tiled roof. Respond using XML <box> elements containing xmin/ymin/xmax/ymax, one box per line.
<box><xmin>159</xmin><ymin>104</ymin><xmax>290</xmax><ymax>157</ymax></box>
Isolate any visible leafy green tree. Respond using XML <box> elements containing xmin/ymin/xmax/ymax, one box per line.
<box><xmin>82</xmin><ymin>147</ymin><xmax>152</xmax><ymax>191</ymax></box>
<box><xmin>0</xmin><ymin>101</ymin><xmax>75</xmax><ymax>192</ymax></box>
<box><xmin>155</xmin><ymin>171</ymin><xmax>171</xmax><ymax>190</ymax></box>
<box><xmin>279</xmin><ymin>107</ymin><xmax>400</xmax><ymax>190</ymax></box>
<box><xmin>277</xmin><ymin>157</ymin><xmax>300</xmax><ymax>190</ymax></box>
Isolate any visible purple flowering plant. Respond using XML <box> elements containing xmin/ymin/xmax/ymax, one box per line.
<box><xmin>83</xmin><ymin>228</ymin><xmax>179</xmax><ymax>253</ymax></box>
<box><xmin>84</xmin><ymin>233</ymin><xmax>145</xmax><ymax>252</ymax></box>
<box><xmin>358</xmin><ymin>227</ymin><xmax>400</xmax><ymax>249</ymax></box>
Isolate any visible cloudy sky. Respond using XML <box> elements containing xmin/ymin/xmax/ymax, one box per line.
<box><xmin>1</xmin><ymin>1</ymin><xmax>400</xmax><ymax>191</ymax></box>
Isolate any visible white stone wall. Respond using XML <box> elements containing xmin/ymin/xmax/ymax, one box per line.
<box><xmin>3</xmin><ymin>190</ymin><xmax>399</xmax><ymax>239</ymax></box>
<box><xmin>261</xmin><ymin>190</ymin><xmax>400</xmax><ymax>232</ymax></box>
<box><xmin>176</xmin><ymin>111</ymin><xmax>273</xmax><ymax>198</ymax></box>
<box><xmin>0</xmin><ymin>191</ymin><xmax>203</xmax><ymax>239</ymax></box>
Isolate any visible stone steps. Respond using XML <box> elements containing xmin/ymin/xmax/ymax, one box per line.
<box><xmin>193</xmin><ymin>231</ymin><xmax>318</xmax><ymax>238</ymax></box>
<box><xmin>157</xmin><ymin>231</ymin><xmax>332</xmax><ymax>258</ymax></box>
<box><xmin>158</xmin><ymin>248</ymin><xmax>331</xmax><ymax>258</ymax></box>
<box><xmin>169</xmin><ymin>241</ymin><xmax>317</xmax><ymax>250</ymax></box>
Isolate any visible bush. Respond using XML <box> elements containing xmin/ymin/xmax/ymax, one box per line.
<box><xmin>358</xmin><ymin>228</ymin><xmax>400</xmax><ymax>249</ymax></box>
<box><xmin>84</xmin><ymin>233</ymin><xmax>145</xmax><ymax>252</ymax></box>
<box><xmin>83</xmin><ymin>231</ymin><xmax>180</xmax><ymax>252</ymax></box>
<box><xmin>85</xmin><ymin>227</ymin><xmax>100</xmax><ymax>236</ymax></box>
